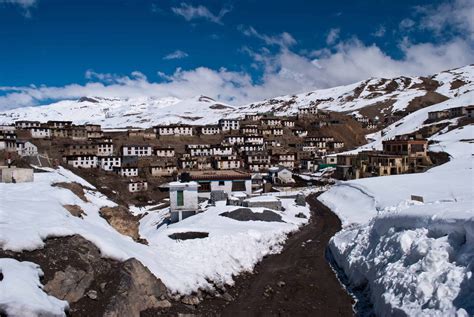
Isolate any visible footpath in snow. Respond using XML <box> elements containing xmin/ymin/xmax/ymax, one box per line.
<box><xmin>319</xmin><ymin>125</ymin><xmax>474</xmax><ymax>316</ymax></box>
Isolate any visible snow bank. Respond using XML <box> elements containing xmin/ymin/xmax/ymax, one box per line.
<box><xmin>0</xmin><ymin>258</ymin><xmax>68</xmax><ymax>317</ymax></box>
<box><xmin>320</xmin><ymin>126</ymin><xmax>474</xmax><ymax>316</ymax></box>
<box><xmin>0</xmin><ymin>167</ymin><xmax>312</xmax><ymax>300</ymax></box>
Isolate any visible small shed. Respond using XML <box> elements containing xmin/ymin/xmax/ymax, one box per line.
<box><xmin>168</xmin><ymin>181</ymin><xmax>200</xmax><ymax>222</ymax></box>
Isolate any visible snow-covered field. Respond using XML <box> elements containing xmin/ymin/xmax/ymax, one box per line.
<box><xmin>0</xmin><ymin>167</ymin><xmax>311</xmax><ymax>315</ymax></box>
<box><xmin>319</xmin><ymin>125</ymin><xmax>474</xmax><ymax>316</ymax></box>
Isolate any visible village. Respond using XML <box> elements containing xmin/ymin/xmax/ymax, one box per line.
<box><xmin>0</xmin><ymin>104</ymin><xmax>472</xmax><ymax>223</ymax></box>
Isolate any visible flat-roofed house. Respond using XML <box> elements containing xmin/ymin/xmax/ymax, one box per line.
<box><xmin>128</xmin><ymin>179</ymin><xmax>148</xmax><ymax>193</ymax></box>
<box><xmin>15</xmin><ymin>120</ymin><xmax>40</xmax><ymax>129</ymax></box>
<box><xmin>122</xmin><ymin>145</ymin><xmax>153</xmax><ymax>157</ymax></box>
<box><xmin>16</xmin><ymin>141</ymin><xmax>38</xmax><ymax>156</ymax></box>
<box><xmin>184</xmin><ymin>170</ymin><xmax>252</xmax><ymax>198</ymax></box>
<box><xmin>154</xmin><ymin>125</ymin><xmax>194</xmax><ymax>136</ymax></box>
<box><xmin>168</xmin><ymin>181</ymin><xmax>199</xmax><ymax>222</ymax></box>
<box><xmin>218</xmin><ymin>118</ymin><xmax>240</xmax><ymax>131</ymax></box>
<box><xmin>214</xmin><ymin>155</ymin><xmax>241</xmax><ymax>170</ymax></box>
<box><xmin>99</xmin><ymin>156</ymin><xmax>121</xmax><ymax>171</ymax></box>
<box><xmin>199</xmin><ymin>125</ymin><xmax>221</xmax><ymax>135</ymax></box>
<box><xmin>66</xmin><ymin>155</ymin><xmax>98</xmax><ymax>169</ymax></box>
<box><xmin>47</xmin><ymin>121</ymin><xmax>72</xmax><ymax>129</ymax></box>
<box><xmin>150</xmin><ymin>162</ymin><xmax>177</xmax><ymax>177</ymax></box>
<box><xmin>155</xmin><ymin>147</ymin><xmax>175</xmax><ymax>158</ymax></box>
<box><xmin>28</xmin><ymin>127</ymin><xmax>51</xmax><ymax>139</ymax></box>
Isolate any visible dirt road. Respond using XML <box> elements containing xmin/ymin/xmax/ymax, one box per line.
<box><xmin>161</xmin><ymin>193</ymin><xmax>354</xmax><ymax>316</ymax></box>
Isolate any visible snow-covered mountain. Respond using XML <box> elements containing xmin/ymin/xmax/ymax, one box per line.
<box><xmin>0</xmin><ymin>65</ymin><xmax>472</xmax><ymax>128</ymax></box>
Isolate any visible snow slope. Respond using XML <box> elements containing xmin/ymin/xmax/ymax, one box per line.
<box><xmin>319</xmin><ymin>125</ymin><xmax>474</xmax><ymax>316</ymax></box>
<box><xmin>0</xmin><ymin>95</ymin><xmax>236</xmax><ymax>128</ymax></box>
<box><xmin>0</xmin><ymin>167</ymin><xmax>311</xmax><ymax>315</ymax></box>
<box><xmin>0</xmin><ymin>65</ymin><xmax>472</xmax><ymax>128</ymax></box>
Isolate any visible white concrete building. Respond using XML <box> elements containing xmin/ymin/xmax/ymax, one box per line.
<box><xmin>150</xmin><ymin>164</ymin><xmax>177</xmax><ymax>177</ymax></box>
<box><xmin>168</xmin><ymin>181</ymin><xmax>199</xmax><ymax>222</ymax></box>
<box><xmin>96</xmin><ymin>143</ymin><xmax>114</xmax><ymax>156</ymax></box>
<box><xmin>15</xmin><ymin>121</ymin><xmax>40</xmax><ymax>129</ymax></box>
<box><xmin>212</xmin><ymin>145</ymin><xmax>233</xmax><ymax>156</ymax></box>
<box><xmin>155</xmin><ymin>125</ymin><xmax>194</xmax><ymax>136</ymax></box>
<box><xmin>186</xmin><ymin>144</ymin><xmax>212</xmax><ymax>157</ymax></box>
<box><xmin>245</xmin><ymin>136</ymin><xmax>264</xmax><ymax>145</ymax></box>
<box><xmin>186</xmin><ymin>170</ymin><xmax>252</xmax><ymax>199</ymax></box>
<box><xmin>114</xmin><ymin>166</ymin><xmax>139</xmax><ymax>177</ymax></box>
<box><xmin>199</xmin><ymin>125</ymin><xmax>221</xmax><ymax>135</ymax></box>
<box><xmin>214</xmin><ymin>155</ymin><xmax>241</xmax><ymax>170</ymax></box>
<box><xmin>223</xmin><ymin>135</ymin><xmax>245</xmax><ymax>145</ymax></box>
<box><xmin>122</xmin><ymin>145</ymin><xmax>153</xmax><ymax>157</ymax></box>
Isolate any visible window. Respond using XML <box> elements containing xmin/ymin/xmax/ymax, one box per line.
<box><xmin>232</xmin><ymin>181</ymin><xmax>246</xmax><ymax>191</ymax></box>
<box><xmin>218</xmin><ymin>180</ymin><xmax>225</xmax><ymax>186</ymax></box>
<box><xmin>177</xmin><ymin>190</ymin><xmax>184</xmax><ymax>206</ymax></box>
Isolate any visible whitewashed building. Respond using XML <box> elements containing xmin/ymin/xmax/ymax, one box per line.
<box><xmin>96</xmin><ymin>142</ymin><xmax>114</xmax><ymax>156</ymax></box>
<box><xmin>29</xmin><ymin>127</ymin><xmax>51</xmax><ymax>139</ymax></box>
<box><xmin>214</xmin><ymin>155</ymin><xmax>241</xmax><ymax>170</ymax></box>
<box><xmin>122</xmin><ymin>145</ymin><xmax>153</xmax><ymax>157</ymax></box>
<box><xmin>199</xmin><ymin>125</ymin><xmax>221</xmax><ymax>135</ymax></box>
<box><xmin>155</xmin><ymin>125</ymin><xmax>194</xmax><ymax>136</ymax></box>
<box><xmin>186</xmin><ymin>170</ymin><xmax>252</xmax><ymax>199</ymax></box>
<box><xmin>155</xmin><ymin>147</ymin><xmax>175</xmax><ymax>157</ymax></box>
<box><xmin>212</xmin><ymin>145</ymin><xmax>233</xmax><ymax>156</ymax></box>
<box><xmin>223</xmin><ymin>135</ymin><xmax>245</xmax><ymax>145</ymax></box>
<box><xmin>218</xmin><ymin>119</ymin><xmax>240</xmax><ymax>131</ymax></box>
<box><xmin>99</xmin><ymin>157</ymin><xmax>121</xmax><ymax>171</ymax></box>
<box><xmin>66</xmin><ymin>155</ymin><xmax>98</xmax><ymax>169</ymax></box>
<box><xmin>16</xmin><ymin>141</ymin><xmax>38</xmax><ymax>156</ymax></box>
<box><xmin>245</xmin><ymin>136</ymin><xmax>264</xmax><ymax>145</ymax></box>
<box><xmin>168</xmin><ymin>181</ymin><xmax>199</xmax><ymax>222</ymax></box>
<box><xmin>128</xmin><ymin>179</ymin><xmax>148</xmax><ymax>193</ymax></box>
<box><xmin>114</xmin><ymin>166</ymin><xmax>139</xmax><ymax>177</ymax></box>
<box><xmin>15</xmin><ymin>121</ymin><xmax>40</xmax><ymax>129</ymax></box>
<box><xmin>150</xmin><ymin>163</ymin><xmax>177</xmax><ymax>177</ymax></box>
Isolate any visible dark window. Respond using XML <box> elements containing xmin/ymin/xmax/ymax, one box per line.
<box><xmin>176</xmin><ymin>190</ymin><xmax>184</xmax><ymax>206</ymax></box>
<box><xmin>218</xmin><ymin>180</ymin><xmax>225</xmax><ymax>186</ymax></box>
<box><xmin>231</xmin><ymin>181</ymin><xmax>246</xmax><ymax>191</ymax></box>
<box><xmin>198</xmin><ymin>182</ymin><xmax>211</xmax><ymax>192</ymax></box>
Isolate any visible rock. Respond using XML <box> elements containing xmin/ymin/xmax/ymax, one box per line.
<box><xmin>277</xmin><ymin>281</ymin><xmax>286</xmax><ymax>288</ymax></box>
<box><xmin>63</xmin><ymin>204</ymin><xmax>86</xmax><ymax>218</ymax></box>
<box><xmin>222</xmin><ymin>292</ymin><xmax>234</xmax><ymax>302</ymax></box>
<box><xmin>181</xmin><ymin>295</ymin><xmax>201</xmax><ymax>306</ymax></box>
<box><xmin>210</xmin><ymin>190</ymin><xmax>228</xmax><ymax>204</ymax></box>
<box><xmin>295</xmin><ymin>212</ymin><xmax>307</xmax><ymax>219</ymax></box>
<box><xmin>155</xmin><ymin>299</ymin><xmax>172</xmax><ymax>308</ymax></box>
<box><xmin>99</xmin><ymin>206</ymin><xmax>145</xmax><ymax>243</ymax></box>
<box><xmin>44</xmin><ymin>266</ymin><xmax>93</xmax><ymax>302</ymax></box>
<box><xmin>52</xmin><ymin>182</ymin><xmax>88</xmax><ymax>202</ymax></box>
<box><xmin>103</xmin><ymin>258</ymin><xmax>169</xmax><ymax>317</ymax></box>
<box><xmin>86</xmin><ymin>290</ymin><xmax>98</xmax><ymax>300</ymax></box>
<box><xmin>295</xmin><ymin>194</ymin><xmax>306</xmax><ymax>206</ymax></box>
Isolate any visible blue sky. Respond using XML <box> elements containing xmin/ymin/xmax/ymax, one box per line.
<box><xmin>0</xmin><ymin>0</ymin><xmax>473</xmax><ymax>109</ymax></box>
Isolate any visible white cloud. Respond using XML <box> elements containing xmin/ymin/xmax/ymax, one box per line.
<box><xmin>372</xmin><ymin>25</ymin><xmax>386</xmax><ymax>37</ymax></box>
<box><xmin>0</xmin><ymin>0</ymin><xmax>37</xmax><ymax>17</ymax></box>
<box><xmin>163</xmin><ymin>50</ymin><xmax>189</xmax><ymax>60</ymax></box>
<box><xmin>326</xmin><ymin>28</ymin><xmax>340</xmax><ymax>45</ymax></box>
<box><xmin>399</xmin><ymin>18</ymin><xmax>415</xmax><ymax>30</ymax></box>
<box><xmin>417</xmin><ymin>0</ymin><xmax>474</xmax><ymax>39</ymax></box>
<box><xmin>171</xmin><ymin>3</ymin><xmax>231</xmax><ymax>25</ymax></box>
<box><xmin>239</xmin><ymin>26</ymin><xmax>296</xmax><ymax>48</ymax></box>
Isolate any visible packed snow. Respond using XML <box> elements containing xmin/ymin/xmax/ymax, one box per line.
<box><xmin>0</xmin><ymin>258</ymin><xmax>68</xmax><ymax>317</ymax></box>
<box><xmin>0</xmin><ymin>166</ymin><xmax>312</xmax><ymax>315</ymax></box>
<box><xmin>319</xmin><ymin>125</ymin><xmax>474</xmax><ymax>316</ymax></box>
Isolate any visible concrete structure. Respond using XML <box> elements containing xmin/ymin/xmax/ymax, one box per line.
<box><xmin>155</xmin><ymin>125</ymin><xmax>194</xmax><ymax>136</ymax></box>
<box><xmin>122</xmin><ymin>145</ymin><xmax>153</xmax><ymax>157</ymax></box>
<box><xmin>29</xmin><ymin>127</ymin><xmax>51</xmax><ymax>139</ymax></box>
<box><xmin>269</xmin><ymin>166</ymin><xmax>295</xmax><ymax>184</ymax></box>
<box><xmin>185</xmin><ymin>170</ymin><xmax>252</xmax><ymax>198</ymax></box>
<box><xmin>66</xmin><ymin>155</ymin><xmax>98</xmax><ymax>168</ymax></box>
<box><xmin>242</xmin><ymin>196</ymin><xmax>283</xmax><ymax>211</ymax></box>
<box><xmin>0</xmin><ymin>166</ymin><xmax>34</xmax><ymax>183</ymax></box>
<box><xmin>99</xmin><ymin>157</ymin><xmax>121</xmax><ymax>171</ymax></box>
<box><xmin>218</xmin><ymin>119</ymin><xmax>240</xmax><ymax>131</ymax></box>
<box><xmin>168</xmin><ymin>181</ymin><xmax>199</xmax><ymax>222</ymax></box>
<box><xmin>128</xmin><ymin>179</ymin><xmax>148</xmax><ymax>193</ymax></box>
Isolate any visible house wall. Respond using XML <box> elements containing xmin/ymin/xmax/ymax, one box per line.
<box><xmin>169</xmin><ymin>187</ymin><xmax>199</xmax><ymax>211</ymax></box>
<box><xmin>0</xmin><ymin>167</ymin><xmax>34</xmax><ymax>183</ymax></box>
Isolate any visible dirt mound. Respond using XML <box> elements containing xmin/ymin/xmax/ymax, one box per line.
<box><xmin>220</xmin><ymin>208</ymin><xmax>284</xmax><ymax>222</ymax></box>
<box><xmin>63</xmin><ymin>204</ymin><xmax>86</xmax><ymax>218</ymax></box>
<box><xmin>52</xmin><ymin>182</ymin><xmax>89</xmax><ymax>202</ymax></box>
<box><xmin>99</xmin><ymin>206</ymin><xmax>145</xmax><ymax>243</ymax></box>
<box><xmin>168</xmin><ymin>232</ymin><xmax>209</xmax><ymax>240</ymax></box>
<box><xmin>406</xmin><ymin>91</ymin><xmax>449</xmax><ymax>113</ymax></box>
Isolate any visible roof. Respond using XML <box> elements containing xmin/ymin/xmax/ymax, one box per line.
<box><xmin>167</xmin><ymin>181</ymin><xmax>200</xmax><ymax>188</ymax></box>
<box><xmin>186</xmin><ymin>170</ymin><xmax>251</xmax><ymax>180</ymax></box>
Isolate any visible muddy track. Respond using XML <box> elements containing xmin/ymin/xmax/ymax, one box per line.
<box><xmin>161</xmin><ymin>193</ymin><xmax>354</xmax><ymax>316</ymax></box>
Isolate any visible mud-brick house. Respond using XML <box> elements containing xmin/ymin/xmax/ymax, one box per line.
<box><xmin>128</xmin><ymin>179</ymin><xmax>148</xmax><ymax>193</ymax></box>
<box><xmin>96</xmin><ymin>141</ymin><xmax>114</xmax><ymax>156</ymax></box>
<box><xmin>28</xmin><ymin>127</ymin><xmax>51</xmax><ymax>139</ymax></box>
<box><xmin>168</xmin><ymin>181</ymin><xmax>199</xmax><ymax>222</ymax></box>
<box><xmin>218</xmin><ymin>118</ymin><xmax>240</xmax><ymax>131</ymax></box>
<box><xmin>198</xmin><ymin>125</ymin><xmax>221</xmax><ymax>135</ymax></box>
<box><xmin>150</xmin><ymin>162</ymin><xmax>177</xmax><ymax>177</ymax></box>
<box><xmin>122</xmin><ymin>145</ymin><xmax>153</xmax><ymax>157</ymax></box>
<box><xmin>184</xmin><ymin>170</ymin><xmax>252</xmax><ymax>199</ymax></box>
<box><xmin>367</xmin><ymin>153</ymin><xmax>409</xmax><ymax>177</ymax></box>
<box><xmin>240</xmin><ymin>125</ymin><xmax>259</xmax><ymax>136</ymax></box>
<box><xmin>300</xmin><ymin>158</ymin><xmax>319</xmax><ymax>172</ymax></box>
<box><xmin>179</xmin><ymin>156</ymin><xmax>198</xmax><ymax>169</ymax></box>
<box><xmin>298</xmin><ymin>106</ymin><xmax>318</xmax><ymax>116</ymax></box>
<box><xmin>282</xmin><ymin>119</ymin><xmax>296</xmax><ymax>128</ymax></box>
<box><xmin>261</xmin><ymin>117</ymin><xmax>282</xmax><ymax>127</ymax></box>
<box><xmin>448</xmin><ymin>106</ymin><xmax>467</xmax><ymax>118</ymax></box>
<box><xmin>214</xmin><ymin>155</ymin><xmax>241</xmax><ymax>170</ymax></box>
<box><xmin>293</xmin><ymin>128</ymin><xmax>308</xmax><ymax>137</ymax></box>
<box><xmin>466</xmin><ymin>105</ymin><xmax>474</xmax><ymax>119</ymax></box>
<box><xmin>99</xmin><ymin>156</ymin><xmax>121</xmax><ymax>171</ymax></box>
<box><xmin>47</xmin><ymin>120</ymin><xmax>72</xmax><ymax>129</ymax></box>
<box><xmin>16</xmin><ymin>141</ymin><xmax>38</xmax><ymax>156</ymax></box>
<box><xmin>69</xmin><ymin>126</ymin><xmax>88</xmax><ymax>141</ymax></box>
<box><xmin>0</xmin><ymin>131</ymin><xmax>17</xmax><ymax>152</ymax></box>
<box><xmin>271</xmin><ymin>128</ymin><xmax>284</xmax><ymax>136</ymax></box>
<box><xmin>223</xmin><ymin>135</ymin><xmax>245</xmax><ymax>145</ymax></box>
<box><xmin>155</xmin><ymin>147</ymin><xmax>175</xmax><ymax>158</ymax></box>
<box><xmin>328</xmin><ymin>141</ymin><xmax>345</xmax><ymax>150</ymax></box>
<box><xmin>427</xmin><ymin>110</ymin><xmax>450</xmax><ymax>121</ymax></box>
<box><xmin>65</xmin><ymin>155</ymin><xmax>98</xmax><ymax>169</ymax></box>
<box><xmin>238</xmin><ymin>144</ymin><xmax>264</xmax><ymax>153</ymax></box>
<box><xmin>154</xmin><ymin>124</ymin><xmax>194</xmax><ymax>136</ymax></box>
<box><xmin>269</xmin><ymin>166</ymin><xmax>294</xmax><ymax>184</ymax></box>
<box><xmin>246</xmin><ymin>151</ymin><xmax>272</xmax><ymax>172</ymax></box>
<box><xmin>113</xmin><ymin>166</ymin><xmax>139</xmax><ymax>177</ymax></box>
<box><xmin>244</xmin><ymin>113</ymin><xmax>262</xmax><ymax>121</ymax></box>
<box><xmin>211</xmin><ymin>145</ymin><xmax>233</xmax><ymax>156</ymax></box>
<box><xmin>272</xmin><ymin>152</ymin><xmax>296</xmax><ymax>170</ymax></box>
<box><xmin>51</xmin><ymin>128</ymin><xmax>69</xmax><ymax>138</ymax></box>
<box><xmin>186</xmin><ymin>144</ymin><xmax>212</xmax><ymax>157</ymax></box>
<box><xmin>65</xmin><ymin>144</ymin><xmax>97</xmax><ymax>156</ymax></box>
<box><xmin>15</xmin><ymin>120</ymin><xmax>40</xmax><ymax>129</ymax></box>
<box><xmin>382</xmin><ymin>137</ymin><xmax>428</xmax><ymax>158</ymax></box>
<box><xmin>244</xmin><ymin>136</ymin><xmax>264</xmax><ymax>145</ymax></box>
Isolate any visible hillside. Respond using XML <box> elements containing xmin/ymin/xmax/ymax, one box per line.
<box><xmin>0</xmin><ymin>65</ymin><xmax>472</xmax><ymax>128</ymax></box>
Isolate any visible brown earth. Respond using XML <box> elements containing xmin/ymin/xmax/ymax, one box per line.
<box><xmin>52</xmin><ymin>182</ymin><xmax>89</xmax><ymax>202</ymax></box>
<box><xmin>145</xmin><ymin>193</ymin><xmax>355</xmax><ymax>316</ymax></box>
<box><xmin>99</xmin><ymin>206</ymin><xmax>145</xmax><ymax>243</ymax></box>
